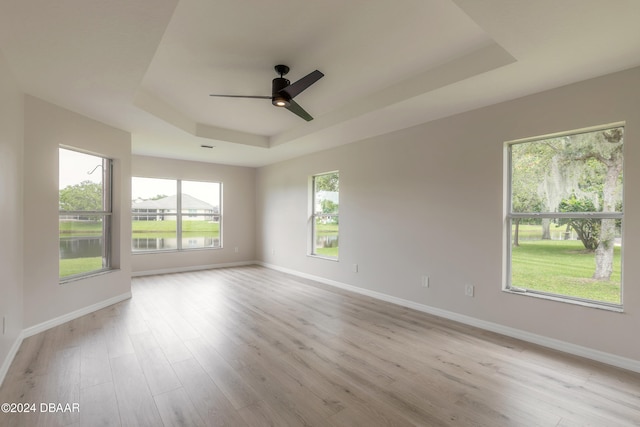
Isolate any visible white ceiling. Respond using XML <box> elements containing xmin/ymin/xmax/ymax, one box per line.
<box><xmin>1</xmin><ymin>0</ymin><xmax>639</xmax><ymax>167</ymax></box>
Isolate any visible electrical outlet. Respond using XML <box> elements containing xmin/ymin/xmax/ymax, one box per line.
<box><xmin>353</xmin><ymin>264</ymin><xmax>358</xmax><ymax>273</ymax></box>
<box><xmin>2</xmin><ymin>316</ymin><xmax>5</xmax><ymax>335</ymax></box>
<box><xmin>421</xmin><ymin>276</ymin><xmax>429</xmax><ymax>288</ymax></box>
<box><xmin>234</xmin><ymin>247</ymin><xmax>239</xmax><ymax>253</ymax></box>
<box><xmin>465</xmin><ymin>284</ymin><xmax>475</xmax><ymax>297</ymax></box>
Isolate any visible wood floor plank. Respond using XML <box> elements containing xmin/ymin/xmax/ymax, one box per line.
<box><xmin>171</xmin><ymin>357</ymin><xmax>249</xmax><ymax>427</ymax></box>
<box><xmin>154</xmin><ymin>388</ymin><xmax>206</xmax><ymax>427</ymax></box>
<box><xmin>183</xmin><ymin>337</ymin><xmax>261</xmax><ymax>410</ymax></box>
<box><xmin>110</xmin><ymin>353</ymin><xmax>163</xmax><ymax>426</ymax></box>
<box><xmin>102</xmin><ymin>321</ymin><xmax>135</xmax><ymax>360</ymax></box>
<box><xmin>80</xmin><ymin>328</ymin><xmax>112</xmax><ymax>390</ymax></box>
<box><xmin>234</xmin><ymin>341</ymin><xmax>341</xmax><ymax>420</ymax></box>
<box><xmin>129</xmin><ymin>331</ymin><xmax>182</xmax><ymax>396</ymax></box>
<box><xmin>237</xmin><ymin>399</ymin><xmax>298</xmax><ymax>427</ymax></box>
<box><xmin>145</xmin><ymin>317</ymin><xmax>194</xmax><ymax>364</ymax></box>
<box><xmin>281</xmin><ymin>347</ymin><xmax>418</xmax><ymax>427</ymax></box>
<box><xmin>79</xmin><ymin>382</ymin><xmax>121</xmax><ymax>427</ymax></box>
<box><xmin>1</xmin><ymin>265</ymin><xmax>639</xmax><ymax>426</ymax></box>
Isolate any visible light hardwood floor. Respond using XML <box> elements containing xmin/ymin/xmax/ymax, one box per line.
<box><xmin>1</xmin><ymin>265</ymin><xmax>639</xmax><ymax>426</ymax></box>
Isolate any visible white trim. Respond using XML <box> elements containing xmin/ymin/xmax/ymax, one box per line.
<box><xmin>503</xmin><ymin>288</ymin><xmax>623</xmax><ymax>312</ymax></box>
<box><xmin>0</xmin><ymin>333</ymin><xmax>24</xmax><ymax>387</ymax></box>
<box><xmin>22</xmin><ymin>292</ymin><xmax>132</xmax><ymax>338</ymax></box>
<box><xmin>258</xmin><ymin>261</ymin><xmax>640</xmax><ymax>374</ymax></box>
<box><xmin>131</xmin><ymin>260</ymin><xmax>255</xmax><ymax>277</ymax></box>
<box><xmin>505</xmin><ymin>121</ymin><xmax>625</xmax><ymax>145</ymax></box>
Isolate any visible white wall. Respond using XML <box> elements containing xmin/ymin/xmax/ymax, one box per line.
<box><xmin>131</xmin><ymin>155</ymin><xmax>256</xmax><ymax>274</ymax></box>
<box><xmin>256</xmin><ymin>67</ymin><xmax>640</xmax><ymax>363</ymax></box>
<box><xmin>0</xmin><ymin>50</ymin><xmax>24</xmax><ymax>373</ymax></box>
<box><xmin>22</xmin><ymin>96</ymin><xmax>132</xmax><ymax>328</ymax></box>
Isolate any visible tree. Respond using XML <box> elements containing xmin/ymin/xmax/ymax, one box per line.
<box><xmin>510</xmin><ymin>143</ymin><xmax>549</xmax><ymax>246</ymax></box>
<box><xmin>555</xmin><ymin>128</ymin><xmax>623</xmax><ymax>280</ymax></box>
<box><xmin>557</xmin><ymin>194</ymin><xmax>600</xmax><ymax>250</ymax></box>
<box><xmin>59</xmin><ymin>180</ymin><xmax>103</xmax><ymax>211</ymax></box>
<box><xmin>315</xmin><ymin>172</ymin><xmax>339</xmax><ymax>192</ymax></box>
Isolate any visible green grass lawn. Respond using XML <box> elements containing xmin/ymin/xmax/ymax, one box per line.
<box><xmin>132</xmin><ymin>220</ymin><xmax>220</xmax><ymax>238</ymax></box>
<box><xmin>511</xmin><ymin>239</ymin><xmax>621</xmax><ymax>304</ymax></box>
<box><xmin>59</xmin><ymin>221</ymin><xmax>103</xmax><ymax>235</ymax></box>
<box><xmin>61</xmin><ymin>220</ymin><xmax>220</xmax><ymax>239</ymax></box>
<box><xmin>61</xmin><ymin>221</ymin><xmax>618</xmax><ymax>305</ymax></box>
<box><xmin>315</xmin><ymin>246</ymin><xmax>339</xmax><ymax>257</ymax></box>
<box><xmin>59</xmin><ymin>257</ymin><xmax>103</xmax><ymax>278</ymax></box>
<box><xmin>61</xmin><ymin>220</ymin><xmax>220</xmax><ymax>234</ymax></box>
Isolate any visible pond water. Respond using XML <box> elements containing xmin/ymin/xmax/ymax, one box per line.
<box><xmin>132</xmin><ymin>236</ymin><xmax>220</xmax><ymax>251</ymax></box>
<box><xmin>316</xmin><ymin>235</ymin><xmax>338</xmax><ymax>248</ymax></box>
<box><xmin>62</xmin><ymin>234</ymin><xmax>326</xmax><ymax>256</ymax></box>
<box><xmin>60</xmin><ymin>237</ymin><xmax>103</xmax><ymax>259</ymax></box>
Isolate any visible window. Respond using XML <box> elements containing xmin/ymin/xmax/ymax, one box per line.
<box><xmin>311</xmin><ymin>171</ymin><xmax>339</xmax><ymax>259</ymax></box>
<box><xmin>59</xmin><ymin>147</ymin><xmax>112</xmax><ymax>280</ymax></box>
<box><xmin>132</xmin><ymin>177</ymin><xmax>221</xmax><ymax>252</ymax></box>
<box><xmin>506</xmin><ymin>124</ymin><xmax>624</xmax><ymax>308</ymax></box>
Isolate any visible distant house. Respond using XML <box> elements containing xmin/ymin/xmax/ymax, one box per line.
<box><xmin>132</xmin><ymin>194</ymin><xmax>219</xmax><ymax>221</ymax></box>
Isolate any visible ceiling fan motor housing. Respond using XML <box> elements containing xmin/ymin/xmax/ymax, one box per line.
<box><xmin>272</xmin><ymin>77</ymin><xmax>291</xmax><ymax>106</ymax></box>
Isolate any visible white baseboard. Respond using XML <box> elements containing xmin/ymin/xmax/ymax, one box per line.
<box><xmin>0</xmin><ymin>333</ymin><xmax>24</xmax><ymax>388</ymax></box>
<box><xmin>131</xmin><ymin>260</ymin><xmax>256</xmax><ymax>277</ymax></box>
<box><xmin>22</xmin><ymin>292</ymin><xmax>132</xmax><ymax>338</ymax></box>
<box><xmin>258</xmin><ymin>261</ymin><xmax>640</xmax><ymax>374</ymax></box>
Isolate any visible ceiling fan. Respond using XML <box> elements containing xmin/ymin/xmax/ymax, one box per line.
<box><xmin>210</xmin><ymin>65</ymin><xmax>324</xmax><ymax>121</ymax></box>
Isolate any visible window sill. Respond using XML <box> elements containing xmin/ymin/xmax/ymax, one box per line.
<box><xmin>307</xmin><ymin>254</ymin><xmax>339</xmax><ymax>262</ymax></box>
<box><xmin>132</xmin><ymin>247</ymin><xmax>222</xmax><ymax>255</ymax></box>
<box><xmin>503</xmin><ymin>288</ymin><xmax>623</xmax><ymax>313</ymax></box>
<box><xmin>60</xmin><ymin>268</ymin><xmax>120</xmax><ymax>285</ymax></box>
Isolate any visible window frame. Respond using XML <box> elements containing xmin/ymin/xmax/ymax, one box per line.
<box><xmin>504</xmin><ymin>123</ymin><xmax>624</xmax><ymax>310</ymax></box>
<box><xmin>131</xmin><ymin>177</ymin><xmax>222</xmax><ymax>253</ymax></box>
<box><xmin>310</xmin><ymin>171</ymin><xmax>339</xmax><ymax>260</ymax></box>
<box><xmin>59</xmin><ymin>147</ymin><xmax>113</xmax><ymax>283</ymax></box>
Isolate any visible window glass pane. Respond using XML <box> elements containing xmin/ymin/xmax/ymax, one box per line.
<box><xmin>59</xmin><ymin>147</ymin><xmax>111</xmax><ymax>279</ymax></box>
<box><xmin>508</xmin><ymin>126</ymin><xmax>623</xmax><ymax>306</ymax></box>
<box><xmin>314</xmin><ymin>173</ymin><xmax>339</xmax><ymax>214</ymax></box>
<box><xmin>59</xmin><ymin>216</ymin><xmax>105</xmax><ymax>278</ymax></box>
<box><xmin>511</xmin><ymin>127</ymin><xmax>623</xmax><ymax>214</ymax></box>
<box><xmin>312</xmin><ymin>172</ymin><xmax>339</xmax><ymax>258</ymax></box>
<box><xmin>314</xmin><ymin>216</ymin><xmax>339</xmax><ymax>258</ymax></box>
<box><xmin>181</xmin><ymin>181</ymin><xmax>221</xmax><ymax>249</ymax></box>
<box><xmin>182</xmin><ymin>215</ymin><xmax>220</xmax><ymax>249</ymax></box>
<box><xmin>181</xmin><ymin>181</ymin><xmax>220</xmax><ymax>213</ymax></box>
<box><xmin>510</xmin><ymin>218</ymin><xmax>622</xmax><ymax>304</ymax></box>
<box><xmin>59</xmin><ymin>148</ymin><xmax>105</xmax><ymax>211</ymax></box>
<box><xmin>132</xmin><ymin>177</ymin><xmax>177</xmax><ymax>251</ymax></box>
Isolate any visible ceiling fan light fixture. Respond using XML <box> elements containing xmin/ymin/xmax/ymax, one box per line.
<box><xmin>272</xmin><ymin>96</ymin><xmax>290</xmax><ymax>108</ymax></box>
<box><xmin>271</xmin><ymin>96</ymin><xmax>291</xmax><ymax>107</ymax></box>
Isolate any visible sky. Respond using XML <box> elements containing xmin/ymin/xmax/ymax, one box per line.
<box><xmin>59</xmin><ymin>148</ymin><xmax>104</xmax><ymax>189</ymax></box>
<box><xmin>132</xmin><ymin>177</ymin><xmax>220</xmax><ymax>206</ymax></box>
<box><xmin>59</xmin><ymin>148</ymin><xmax>221</xmax><ymax>206</ymax></box>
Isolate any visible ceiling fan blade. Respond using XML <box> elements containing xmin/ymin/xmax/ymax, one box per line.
<box><xmin>279</xmin><ymin>70</ymin><xmax>324</xmax><ymax>99</ymax></box>
<box><xmin>285</xmin><ymin>99</ymin><xmax>313</xmax><ymax>121</ymax></box>
<box><xmin>209</xmin><ymin>94</ymin><xmax>271</xmax><ymax>99</ymax></box>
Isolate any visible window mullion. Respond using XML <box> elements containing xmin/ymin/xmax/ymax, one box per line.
<box><xmin>177</xmin><ymin>179</ymin><xmax>182</xmax><ymax>250</ymax></box>
<box><xmin>509</xmin><ymin>212</ymin><xmax>622</xmax><ymax>219</ymax></box>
